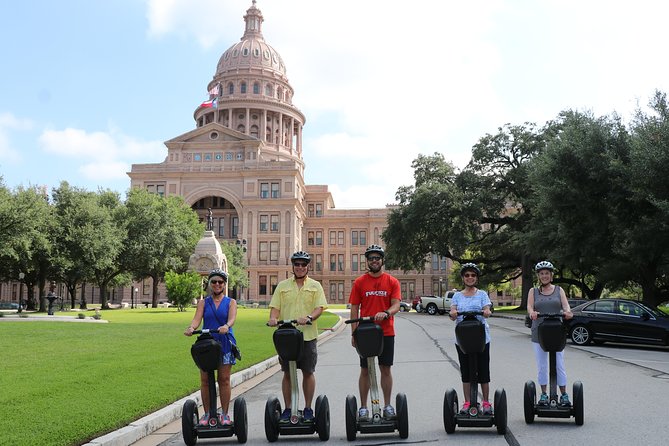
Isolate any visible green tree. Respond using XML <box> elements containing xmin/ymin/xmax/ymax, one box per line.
<box><xmin>164</xmin><ymin>270</ymin><xmax>202</xmax><ymax>311</ymax></box>
<box><xmin>221</xmin><ymin>241</ymin><xmax>249</xmax><ymax>299</ymax></box>
<box><xmin>122</xmin><ymin>189</ymin><xmax>202</xmax><ymax>307</ymax></box>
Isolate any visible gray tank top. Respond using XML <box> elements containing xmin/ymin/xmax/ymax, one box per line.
<box><xmin>531</xmin><ymin>285</ymin><xmax>562</xmax><ymax>343</ymax></box>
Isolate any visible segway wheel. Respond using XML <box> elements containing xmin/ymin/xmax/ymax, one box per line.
<box><xmin>494</xmin><ymin>388</ymin><xmax>507</xmax><ymax>435</ymax></box>
<box><xmin>181</xmin><ymin>399</ymin><xmax>198</xmax><ymax>446</ymax></box>
<box><xmin>315</xmin><ymin>395</ymin><xmax>330</xmax><ymax>441</ymax></box>
<box><xmin>264</xmin><ymin>396</ymin><xmax>281</xmax><ymax>442</ymax></box>
<box><xmin>345</xmin><ymin>394</ymin><xmax>357</xmax><ymax>441</ymax></box>
<box><xmin>443</xmin><ymin>388</ymin><xmax>458</xmax><ymax>434</ymax></box>
<box><xmin>573</xmin><ymin>381</ymin><xmax>584</xmax><ymax>426</ymax></box>
<box><xmin>396</xmin><ymin>393</ymin><xmax>409</xmax><ymax>439</ymax></box>
<box><xmin>523</xmin><ymin>380</ymin><xmax>536</xmax><ymax>424</ymax></box>
<box><xmin>233</xmin><ymin>397</ymin><xmax>248</xmax><ymax>444</ymax></box>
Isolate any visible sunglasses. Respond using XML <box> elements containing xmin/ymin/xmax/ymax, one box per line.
<box><xmin>367</xmin><ymin>256</ymin><xmax>382</xmax><ymax>261</ymax></box>
<box><xmin>210</xmin><ymin>280</ymin><xmax>226</xmax><ymax>285</ymax></box>
<box><xmin>293</xmin><ymin>262</ymin><xmax>308</xmax><ymax>267</ymax></box>
<box><xmin>463</xmin><ymin>273</ymin><xmax>477</xmax><ymax>278</ymax></box>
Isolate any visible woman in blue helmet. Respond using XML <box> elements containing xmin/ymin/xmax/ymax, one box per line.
<box><xmin>185</xmin><ymin>268</ymin><xmax>238</xmax><ymax>426</ymax></box>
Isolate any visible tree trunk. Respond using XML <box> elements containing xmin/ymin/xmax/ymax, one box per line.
<box><xmin>152</xmin><ymin>275</ymin><xmax>159</xmax><ymax>308</ymax></box>
<box><xmin>79</xmin><ymin>282</ymin><xmax>87</xmax><ymax>309</ymax></box>
<box><xmin>518</xmin><ymin>254</ymin><xmax>533</xmax><ymax>311</ymax></box>
<box><xmin>100</xmin><ymin>283</ymin><xmax>111</xmax><ymax>310</ymax></box>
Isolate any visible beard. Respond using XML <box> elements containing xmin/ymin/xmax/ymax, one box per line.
<box><xmin>293</xmin><ymin>270</ymin><xmax>307</xmax><ymax>279</ymax></box>
<box><xmin>368</xmin><ymin>263</ymin><xmax>382</xmax><ymax>273</ymax></box>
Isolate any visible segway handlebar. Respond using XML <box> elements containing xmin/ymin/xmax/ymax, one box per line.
<box><xmin>192</xmin><ymin>328</ymin><xmax>219</xmax><ymax>334</ymax></box>
<box><xmin>536</xmin><ymin>312</ymin><xmax>563</xmax><ymax>319</ymax></box>
<box><xmin>344</xmin><ymin>316</ymin><xmax>375</xmax><ymax>324</ymax></box>
<box><xmin>266</xmin><ymin>319</ymin><xmax>312</xmax><ymax>326</ymax></box>
<box><xmin>455</xmin><ymin>310</ymin><xmax>484</xmax><ymax>317</ymax></box>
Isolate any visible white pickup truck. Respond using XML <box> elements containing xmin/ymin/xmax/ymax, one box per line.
<box><xmin>417</xmin><ymin>291</ymin><xmax>455</xmax><ymax>315</ymax></box>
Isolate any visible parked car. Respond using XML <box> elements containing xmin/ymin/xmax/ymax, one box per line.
<box><xmin>399</xmin><ymin>301</ymin><xmax>411</xmax><ymax>312</ymax></box>
<box><xmin>418</xmin><ymin>292</ymin><xmax>455</xmax><ymax>315</ymax></box>
<box><xmin>567</xmin><ymin>298</ymin><xmax>589</xmax><ymax>308</ymax></box>
<box><xmin>0</xmin><ymin>301</ymin><xmax>19</xmax><ymax>310</ymax></box>
<box><xmin>411</xmin><ymin>296</ymin><xmax>421</xmax><ymax>311</ymax></box>
<box><xmin>567</xmin><ymin>298</ymin><xmax>669</xmax><ymax>347</ymax></box>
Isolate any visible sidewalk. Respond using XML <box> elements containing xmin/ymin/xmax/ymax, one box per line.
<box><xmin>82</xmin><ymin>316</ymin><xmax>346</xmax><ymax>446</ymax></box>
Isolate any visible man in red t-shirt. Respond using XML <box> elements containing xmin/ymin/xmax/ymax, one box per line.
<box><xmin>349</xmin><ymin>244</ymin><xmax>401</xmax><ymax>420</ymax></box>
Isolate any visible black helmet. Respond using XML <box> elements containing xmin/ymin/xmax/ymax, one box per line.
<box><xmin>364</xmin><ymin>244</ymin><xmax>385</xmax><ymax>259</ymax></box>
<box><xmin>291</xmin><ymin>251</ymin><xmax>311</xmax><ymax>264</ymax></box>
<box><xmin>208</xmin><ymin>268</ymin><xmax>228</xmax><ymax>282</ymax></box>
<box><xmin>534</xmin><ymin>260</ymin><xmax>554</xmax><ymax>272</ymax></box>
<box><xmin>460</xmin><ymin>262</ymin><xmax>481</xmax><ymax>276</ymax></box>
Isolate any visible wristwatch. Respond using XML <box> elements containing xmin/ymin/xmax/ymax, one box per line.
<box><xmin>306</xmin><ymin>315</ymin><xmax>313</xmax><ymax>321</ymax></box>
<box><xmin>383</xmin><ymin>310</ymin><xmax>390</xmax><ymax>318</ymax></box>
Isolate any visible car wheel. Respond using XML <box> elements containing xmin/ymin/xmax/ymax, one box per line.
<box><xmin>400</xmin><ymin>305</ymin><xmax>409</xmax><ymax>312</ymax></box>
<box><xmin>426</xmin><ymin>303</ymin><xmax>438</xmax><ymax>315</ymax></box>
<box><xmin>570</xmin><ymin>325</ymin><xmax>592</xmax><ymax>346</ymax></box>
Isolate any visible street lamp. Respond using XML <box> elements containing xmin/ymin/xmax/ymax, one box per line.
<box><xmin>18</xmin><ymin>272</ymin><xmax>25</xmax><ymax>313</ymax></box>
<box><xmin>439</xmin><ymin>277</ymin><xmax>443</xmax><ymax>297</ymax></box>
<box><xmin>131</xmin><ymin>286</ymin><xmax>138</xmax><ymax>309</ymax></box>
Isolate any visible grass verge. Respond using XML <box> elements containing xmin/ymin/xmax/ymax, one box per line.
<box><xmin>0</xmin><ymin>307</ymin><xmax>339</xmax><ymax>446</ymax></box>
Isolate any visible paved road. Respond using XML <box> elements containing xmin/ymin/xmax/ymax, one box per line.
<box><xmin>152</xmin><ymin>311</ymin><xmax>669</xmax><ymax>446</ymax></box>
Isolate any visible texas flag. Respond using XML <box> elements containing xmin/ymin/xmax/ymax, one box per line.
<box><xmin>200</xmin><ymin>98</ymin><xmax>218</xmax><ymax>108</ymax></box>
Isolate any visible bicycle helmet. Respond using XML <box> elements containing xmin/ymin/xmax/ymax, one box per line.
<box><xmin>460</xmin><ymin>262</ymin><xmax>481</xmax><ymax>276</ymax></box>
<box><xmin>534</xmin><ymin>260</ymin><xmax>554</xmax><ymax>272</ymax></box>
<box><xmin>364</xmin><ymin>244</ymin><xmax>385</xmax><ymax>259</ymax></box>
<box><xmin>290</xmin><ymin>250</ymin><xmax>311</xmax><ymax>264</ymax></box>
<box><xmin>208</xmin><ymin>268</ymin><xmax>228</xmax><ymax>282</ymax></box>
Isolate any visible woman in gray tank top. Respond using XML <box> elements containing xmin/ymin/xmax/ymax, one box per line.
<box><xmin>526</xmin><ymin>261</ymin><xmax>573</xmax><ymax>406</ymax></box>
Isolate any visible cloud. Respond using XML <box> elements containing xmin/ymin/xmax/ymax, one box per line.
<box><xmin>0</xmin><ymin>112</ymin><xmax>33</xmax><ymax>164</ymax></box>
<box><xmin>38</xmin><ymin>126</ymin><xmax>164</xmax><ymax>181</ymax></box>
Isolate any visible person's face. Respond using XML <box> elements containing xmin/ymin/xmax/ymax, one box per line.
<box><xmin>209</xmin><ymin>278</ymin><xmax>226</xmax><ymax>294</ymax></box>
<box><xmin>462</xmin><ymin>271</ymin><xmax>478</xmax><ymax>286</ymax></box>
<box><xmin>366</xmin><ymin>254</ymin><xmax>383</xmax><ymax>273</ymax></box>
<box><xmin>537</xmin><ymin>269</ymin><xmax>552</xmax><ymax>284</ymax></box>
<box><xmin>292</xmin><ymin>261</ymin><xmax>309</xmax><ymax>278</ymax></box>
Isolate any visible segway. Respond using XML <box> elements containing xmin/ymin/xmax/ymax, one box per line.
<box><xmin>344</xmin><ymin>317</ymin><xmax>409</xmax><ymax>441</ymax></box>
<box><xmin>182</xmin><ymin>329</ymin><xmax>248</xmax><ymax>445</ymax></box>
<box><xmin>443</xmin><ymin>311</ymin><xmax>507</xmax><ymax>434</ymax></box>
<box><xmin>524</xmin><ymin>313</ymin><xmax>584</xmax><ymax>425</ymax></box>
<box><xmin>264</xmin><ymin>319</ymin><xmax>330</xmax><ymax>442</ymax></box>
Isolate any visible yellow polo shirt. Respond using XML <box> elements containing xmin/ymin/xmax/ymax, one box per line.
<box><xmin>269</xmin><ymin>277</ymin><xmax>327</xmax><ymax>341</ymax></box>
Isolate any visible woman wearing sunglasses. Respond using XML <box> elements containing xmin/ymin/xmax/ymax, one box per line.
<box><xmin>185</xmin><ymin>268</ymin><xmax>238</xmax><ymax>427</ymax></box>
<box><xmin>449</xmin><ymin>263</ymin><xmax>494</xmax><ymax>415</ymax></box>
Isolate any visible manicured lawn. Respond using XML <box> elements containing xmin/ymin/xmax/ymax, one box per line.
<box><xmin>0</xmin><ymin>307</ymin><xmax>339</xmax><ymax>446</ymax></box>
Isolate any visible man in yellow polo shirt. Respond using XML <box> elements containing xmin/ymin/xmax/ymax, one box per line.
<box><xmin>268</xmin><ymin>250</ymin><xmax>327</xmax><ymax>422</ymax></box>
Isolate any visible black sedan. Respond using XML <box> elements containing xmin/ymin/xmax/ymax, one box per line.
<box><xmin>567</xmin><ymin>299</ymin><xmax>669</xmax><ymax>347</ymax></box>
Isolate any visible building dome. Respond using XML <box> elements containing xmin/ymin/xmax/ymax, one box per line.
<box><xmin>215</xmin><ymin>1</ymin><xmax>286</xmax><ymax>78</ymax></box>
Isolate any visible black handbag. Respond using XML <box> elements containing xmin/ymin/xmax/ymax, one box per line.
<box><xmin>208</xmin><ymin>297</ymin><xmax>241</xmax><ymax>361</ymax></box>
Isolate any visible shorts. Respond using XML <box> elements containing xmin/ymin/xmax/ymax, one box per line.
<box><xmin>455</xmin><ymin>342</ymin><xmax>490</xmax><ymax>383</ymax></box>
<box><xmin>359</xmin><ymin>336</ymin><xmax>394</xmax><ymax>368</ymax></box>
<box><xmin>279</xmin><ymin>339</ymin><xmax>317</xmax><ymax>373</ymax></box>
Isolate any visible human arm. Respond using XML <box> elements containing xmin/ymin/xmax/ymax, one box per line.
<box><xmin>350</xmin><ymin>303</ymin><xmax>360</xmax><ymax>346</ymax></box>
<box><xmin>184</xmin><ymin>299</ymin><xmax>205</xmax><ymax>336</ymax></box>
<box><xmin>559</xmin><ymin>287</ymin><xmax>573</xmax><ymax>320</ymax></box>
<box><xmin>268</xmin><ymin>306</ymin><xmax>281</xmax><ymax>327</ymax></box>
<box><xmin>527</xmin><ymin>288</ymin><xmax>538</xmax><ymax>320</ymax></box>
<box><xmin>218</xmin><ymin>298</ymin><xmax>237</xmax><ymax>334</ymax></box>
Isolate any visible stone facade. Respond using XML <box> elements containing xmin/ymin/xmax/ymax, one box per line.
<box><xmin>127</xmin><ymin>1</ymin><xmax>450</xmax><ymax>304</ymax></box>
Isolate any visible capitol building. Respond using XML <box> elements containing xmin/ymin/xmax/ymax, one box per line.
<box><xmin>128</xmin><ymin>2</ymin><xmax>450</xmax><ymax>304</ymax></box>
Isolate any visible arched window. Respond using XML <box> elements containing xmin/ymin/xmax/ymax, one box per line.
<box><xmin>241</xmin><ymin>82</ymin><xmax>247</xmax><ymax>94</ymax></box>
<box><xmin>253</xmin><ymin>82</ymin><xmax>260</xmax><ymax>94</ymax></box>
<box><xmin>277</xmin><ymin>87</ymin><xmax>282</xmax><ymax>99</ymax></box>
<box><xmin>265</xmin><ymin>84</ymin><xmax>272</xmax><ymax>96</ymax></box>
<box><xmin>228</xmin><ymin>83</ymin><xmax>234</xmax><ymax>94</ymax></box>
<box><xmin>250</xmin><ymin>125</ymin><xmax>259</xmax><ymax>138</ymax></box>
<box><xmin>237</xmin><ymin>124</ymin><xmax>246</xmax><ymax>134</ymax></box>
<box><xmin>266</xmin><ymin>127</ymin><xmax>271</xmax><ymax>142</ymax></box>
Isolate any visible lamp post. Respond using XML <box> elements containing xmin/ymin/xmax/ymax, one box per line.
<box><xmin>439</xmin><ymin>277</ymin><xmax>443</xmax><ymax>298</ymax></box>
<box><xmin>236</xmin><ymin>238</ymin><xmax>248</xmax><ymax>301</ymax></box>
<box><xmin>131</xmin><ymin>286</ymin><xmax>138</xmax><ymax>309</ymax></box>
<box><xmin>18</xmin><ymin>272</ymin><xmax>25</xmax><ymax>313</ymax></box>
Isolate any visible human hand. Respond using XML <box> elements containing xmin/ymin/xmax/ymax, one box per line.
<box><xmin>184</xmin><ymin>326</ymin><xmax>195</xmax><ymax>336</ymax></box>
<box><xmin>267</xmin><ymin>318</ymin><xmax>277</xmax><ymax>327</ymax></box>
<box><xmin>530</xmin><ymin>311</ymin><xmax>538</xmax><ymax>320</ymax></box>
<box><xmin>449</xmin><ymin>310</ymin><xmax>457</xmax><ymax>321</ymax></box>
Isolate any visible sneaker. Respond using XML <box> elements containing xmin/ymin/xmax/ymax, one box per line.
<box><xmin>198</xmin><ymin>413</ymin><xmax>210</xmax><ymax>426</ymax></box>
<box><xmin>383</xmin><ymin>405</ymin><xmax>396</xmax><ymax>418</ymax></box>
<box><xmin>219</xmin><ymin>413</ymin><xmax>232</xmax><ymax>425</ymax></box>
<box><xmin>280</xmin><ymin>408</ymin><xmax>291</xmax><ymax>421</ymax></box>
<box><xmin>538</xmin><ymin>393</ymin><xmax>549</xmax><ymax>406</ymax></box>
<box><xmin>482</xmin><ymin>401</ymin><xmax>493</xmax><ymax>415</ymax></box>
<box><xmin>560</xmin><ymin>393</ymin><xmax>571</xmax><ymax>406</ymax></box>
<box><xmin>303</xmin><ymin>407</ymin><xmax>314</xmax><ymax>421</ymax></box>
<box><xmin>460</xmin><ymin>402</ymin><xmax>470</xmax><ymax>414</ymax></box>
<box><xmin>358</xmin><ymin>407</ymin><xmax>369</xmax><ymax>420</ymax></box>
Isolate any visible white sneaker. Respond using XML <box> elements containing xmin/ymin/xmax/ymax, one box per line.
<box><xmin>358</xmin><ymin>407</ymin><xmax>369</xmax><ymax>420</ymax></box>
<box><xmin>383</xmin><ymin>405</ymin><xmax>396</xmax><ymax>418</ymax></box>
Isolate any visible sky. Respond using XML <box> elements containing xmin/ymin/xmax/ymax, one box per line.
<box><xmin>1</xmin><ymin>0</ymin><xmax>669</xmax><ymax>209</ymax></box>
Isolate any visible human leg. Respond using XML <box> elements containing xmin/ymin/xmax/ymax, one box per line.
<box><xmin>199</xmin><ymin>370</ymin><xmax>211</xmax><ymax>425</ymax></box>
